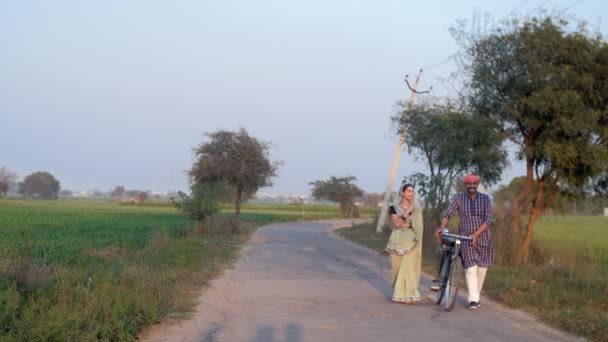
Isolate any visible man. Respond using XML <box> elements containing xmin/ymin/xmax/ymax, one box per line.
<box><xmin>434</xmin><ymin>174</ymin><xmax>493</xmax><ymax>310</ymax></box>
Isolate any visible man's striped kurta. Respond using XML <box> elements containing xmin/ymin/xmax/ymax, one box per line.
<box><xmin>443</xmin><ymin>192</ymin><xmax>494</xmax><ymax>269</ymax></box>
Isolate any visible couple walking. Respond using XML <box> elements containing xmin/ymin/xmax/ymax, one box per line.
<box><xmin>384</xmin><ymin>174</ymin><xmax>493</xmax><ymax>309</ymax></box>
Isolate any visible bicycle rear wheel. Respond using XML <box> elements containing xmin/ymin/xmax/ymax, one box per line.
<box><xmin>444</xmin><ymin>256</ymin><xmax>462</xmax><ymax>311</ymax></box>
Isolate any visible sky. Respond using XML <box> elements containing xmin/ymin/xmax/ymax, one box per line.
<box><xmin>1</xmin><ymin>0</ymin><xmax>606</xmax><ymax>195</ymax></box>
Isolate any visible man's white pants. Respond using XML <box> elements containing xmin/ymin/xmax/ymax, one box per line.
<box><xmin>465</xmin><ymin>265</ymin><xmax>487</xmax><ymax>303</ymax></box>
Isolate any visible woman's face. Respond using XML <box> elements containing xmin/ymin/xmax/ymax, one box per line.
<box><xmin>402</xmin><ymin>186</ymin><xmax>414</xmax><ymax>201</ymax></box>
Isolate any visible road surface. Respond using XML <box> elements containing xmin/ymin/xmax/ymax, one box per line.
<box><xmin>140</xmin><ymin>221</ymin><xmax>580</xmax><ymax>342</ymax></box>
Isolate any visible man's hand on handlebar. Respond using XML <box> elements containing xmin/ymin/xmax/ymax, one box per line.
<box><xmin>434</xmin><ymin>228</ymin><xmax>443</xmax><ymax>240</ymax></box>
<box><xmin>470</xmin><ymin>234</ymin><xmax>478</xmax><ymax>247</ymax></box>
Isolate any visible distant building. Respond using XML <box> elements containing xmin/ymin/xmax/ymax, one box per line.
<box><xmin>251</xmin><ymin>192</ymin><xmax>309</xmax><ymax>204</ymax></box>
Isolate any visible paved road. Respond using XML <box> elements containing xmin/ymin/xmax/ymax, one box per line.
<box><xmin>141</xmin><ymin>221</ymin><xmax>581</xmax><ymax>342</ymax></box>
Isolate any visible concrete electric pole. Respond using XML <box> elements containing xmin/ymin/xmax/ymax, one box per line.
<box><xmin>376</xmin><ymin>70</ymin><xmax>429</xmax><ymax>233</ymax></box>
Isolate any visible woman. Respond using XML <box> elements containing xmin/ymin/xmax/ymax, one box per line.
<box><xmin>385</xmin><ymin>183</ymin><xmax>424</xmax><ymax>304</ymax></box>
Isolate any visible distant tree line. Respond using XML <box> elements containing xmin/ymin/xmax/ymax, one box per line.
<box><xmin>0</xmin><ymin>166</ymin><xmax>157</xmax><ymax>201</ymax></box>
<box><xmin>0</xmin><ymin>167</ymin><xmax>62</xmax><ymax>200</ymax></box>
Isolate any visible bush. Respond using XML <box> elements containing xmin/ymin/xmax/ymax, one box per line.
<box><xmin>206</xmin><ymin>216</ymin><xmax>240</xmax><ymax>235</ymax></box>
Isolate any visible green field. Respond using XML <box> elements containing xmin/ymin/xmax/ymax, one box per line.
<box><xmin>533</xmin><ymin>215</ymin><xmax>608</xmax><ymax>260</ymax></box>
<box><xmin>0</xmin><ymin>199</ymin><xmax>347</xmax><ymax>341</ymax></box>
<box><xmin>337</xmin><ymin>214</ymin><xmax>608</xmax><ymax>341</ymax></box>
<box><xmin>5</xmin><ymin>199</ymin><xmax>603</xmax><ymax>340</ymax></box>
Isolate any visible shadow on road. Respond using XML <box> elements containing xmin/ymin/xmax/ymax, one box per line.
<box><xmin>252</xmin><ymin>322</ymin><xmax>301</xmax><ymax>342</ymax></box>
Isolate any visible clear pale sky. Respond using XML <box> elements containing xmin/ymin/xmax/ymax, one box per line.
<box><xmin>1</xmin><ymin>0</ymin><xmax>605</xmax><ymax>195</ymax></box>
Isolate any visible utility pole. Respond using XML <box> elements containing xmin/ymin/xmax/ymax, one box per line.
<box><xmin>376</xmin><ymin>70</ymin><xmax>429</xmax><ymax>233</ymax></box>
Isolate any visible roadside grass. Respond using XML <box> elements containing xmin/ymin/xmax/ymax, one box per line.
<box><xmin>485</xmin><ymin>215</ymin><xmax>608</xmax><ymax>342</ymax></box>
<box><xmin>336</xmin><ymin>215</ymin><xmax>608</xmax><ymax>342</ymax></box>
<box><xmin>0</xmin><ymin>199</ymin><xmax>347</xmax><ymax>341</ymax></box>
<box><xmin>335</xmin><ymin>221</ymin><xmax>392</xmax><ymax>253</ymax></box>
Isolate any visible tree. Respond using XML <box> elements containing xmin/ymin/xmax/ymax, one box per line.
<box><xmin>309</xmin><ymin>176</ymin><xmax>364</xmax><ymax>217</ymax></box>
<box><xmin>216</xmin><ymin>184</ymin><xmax>255</xmax><ymax>204</ymax></box>
<box><xmin>358</xmin><ymin>192</ymin><xmax>384</xmax><ymax>207</ymax></box>
<box><xmin>392</xmin><ymin>100</ymin><xmax>507</xmax><ymax>214</ymax></box>
<box><xmin>18</xmin><ymin>171</ymin><xmax>61</xmax><ymax>199</ymax></box>
<box><xmin>494</xmin><ymin>176</ymin><xmax>574</xmax><ymax>215</ymax></box>
<box><xmin>171</xmin><ymin>182</ymin><xmax>223</xmax><ymax>234</ymax></box>
<box><xmin>110</xmin><ymin>186</ymin><xmax>125</xmax><ymax>198</ymax></box>
<box><xmin>0</xmin><ymin>166</ymin><xmax>18</xmax><ymax>197</ymax></box>
<box><xmin>189</xmin><ymin>128</ymin><xmax>281</xmax><ymax>220</ymax></box>
<box><xmin>454</xmin><ymin>16</ymin><xmax>608</xmax><ymax>264</ymax></box>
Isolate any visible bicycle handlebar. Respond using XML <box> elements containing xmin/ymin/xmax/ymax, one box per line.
<box><xmin>440</xmin><ymin>231</ymin><xmax>472</xmax><ymax>241</ymax></box>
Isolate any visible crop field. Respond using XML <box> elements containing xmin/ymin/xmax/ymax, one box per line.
<box><xmin>533</xmin><ymin>215</ymin><xmax>608</xmax><ymax>259</ymax></box>
<box><xmin>0</xmin><ymin>199</ymin><xmax>350</xmax><ymax>341</ymax></box>
<box><xmin>0</xmin><ymin>200</ymin><xmax>191</xmax><ymax>262</ymax></box>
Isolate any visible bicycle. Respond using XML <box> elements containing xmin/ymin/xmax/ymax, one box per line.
<box><xmin>431</xmin><ymin>228</ymin><xmax>472</xmax><ymax>311</ymax></box>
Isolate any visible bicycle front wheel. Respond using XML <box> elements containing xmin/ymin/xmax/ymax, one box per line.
<box><xmin>444</xmin><ymin>255</ymin><xmax>462</xmax><ymax>311</ymax></box>
<box><xmin>435</xmin><ymin>252</ymin><xmax>449</xmax><ymax>305</ymax></box>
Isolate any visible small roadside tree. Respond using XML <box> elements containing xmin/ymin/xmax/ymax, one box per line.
<box><xmin>189</xmin><ymin>128</ymin><xmax>281</xmax><ymax>220</ymax></box>
<box><xmin>18</xmin><ymin>171</ymin><xmax>61</xmax><ymax>199</ymax></box>
<box><xmin>171</xmin><ymin>182</ymin><xmax>223</xmax><ymax>234</ymax></box>
<box><xmin>392</xmin><ymin>100</ymin><xmax>507</xmax><ymax>215</ymax></box>
<box><xmin>309</xmin><ymin>176</ymin><xmax>364</xmax><ymax>217</ymax></box>
<box><xmin>0</xmin><ymin>166</ymin><xmax>18</xmax><ymax>197</ymax></box>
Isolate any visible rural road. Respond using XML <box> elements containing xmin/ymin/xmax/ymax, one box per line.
<box><xmin>141</xmin><ymin>221</ymin><xmax>581</xmax><ymax>342</ymax></box>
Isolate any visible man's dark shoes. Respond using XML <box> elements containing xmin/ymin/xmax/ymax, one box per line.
<box><xmin>469</xmin><ymin>301</ymin><xmax>479</xmax><ymax>310</ymax></box>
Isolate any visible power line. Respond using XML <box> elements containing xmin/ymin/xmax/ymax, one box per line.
<box><xmin>508</xmin><ymin>0</ymin><xmax>530</xmax><ymax>16</ymax></box>
<box><xmin>416</xmin><ymin>0</ymin><xmax>585</xmax><ymax>96</ymax></box>
<box><xmin>561</xmin><ymin>0</ymin><xmax>583</xmax><ymax>13</ymax></box>
<box><xmin>421</xmin><ymin>54</ymin><xmax>456</xmax><ymax>71</ymax></box>
<box><xmin>526</xmin><ymin>0</ymin><xmax>552</xmax><ymax>16</ymax></box>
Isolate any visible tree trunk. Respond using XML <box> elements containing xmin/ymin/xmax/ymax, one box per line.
<box><xmin>516</xmin><ymin>205</ymin><xmax>542</xmax><ymax>265</ymax></box>
<box><xmin>339</xmin><ymin>202</ymin><xmax>347</xmax><ymax>217</ymax></box>
<box><xmin>235</xmin><ymin>187</ymin><xmax>242</xmax><ymax>221</ymax></box>
<box><xmin>510</xmin><ymin>160</ymin><xmax>535</xmax><ymax>240</ymax></box>
<box><xmin>516</xmin><ymin>178</ymin><xmax>545</xmax><ymax>265</ymax></box>
<box><xmin>196</xmin><ymin>219</ymin><xmax>205</xmax><ymax>235</ymax></box>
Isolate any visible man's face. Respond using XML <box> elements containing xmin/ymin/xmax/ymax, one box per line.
<box><xmin>465</xmin><ymin>182</ymin><xmax>478</xmax><ymax>195</ymax></box>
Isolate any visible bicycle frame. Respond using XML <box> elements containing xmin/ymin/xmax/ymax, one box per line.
<box><xmin>435</xmin><ymin>229</ymin><xmax>472</xmax><ymax>311</ymax></box>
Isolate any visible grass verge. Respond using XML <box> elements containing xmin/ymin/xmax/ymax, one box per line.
<box><xmin>335</xmin><ymin>217</ymin><xmax>608</xmax><ymax>342</ymax></box>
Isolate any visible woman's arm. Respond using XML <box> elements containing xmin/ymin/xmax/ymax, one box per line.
<box><xmin>391</xmin><ymin>213</ymin><xmax>408</xmax><ymax>228</ymax></box>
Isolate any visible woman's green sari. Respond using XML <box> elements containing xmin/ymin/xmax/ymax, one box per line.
<box><xmin>385</xmin><ymin>198</ymin><xmax>424</xmax><ymax>302</ymax></box>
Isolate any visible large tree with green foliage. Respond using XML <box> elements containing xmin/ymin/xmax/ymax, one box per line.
<box><xmin>18</xmin><ymin>171</ymin><xmax>61</xmax><ymax>199</ymax></box>
<box><xmin>392</xmin><ymin>100</ymin><xmax>507</xmax><ymax>214</ymax></box>
<box><xmin>454</xmin><ymin>16</ymin><xmax>608</xmax><ymax>264</ymax></box>
<box><xmin>189</xmin><ymin>128</ymin><xmax>281</xmax><ymax>220</ymax></box>
<box><xmin>309</xmin><ymin>176</ymin><xmax>364</xmax><ymax>217</ymax></box>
